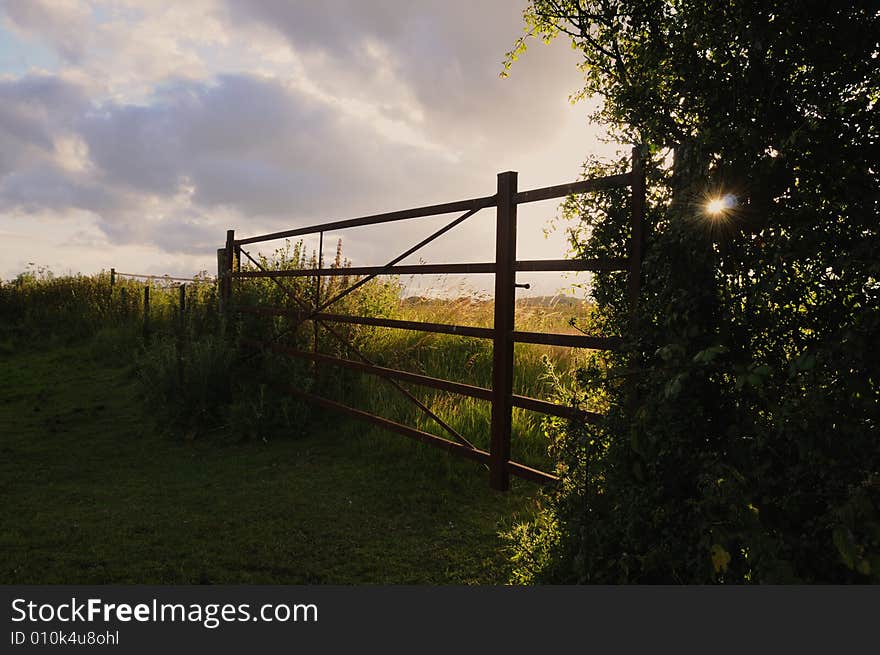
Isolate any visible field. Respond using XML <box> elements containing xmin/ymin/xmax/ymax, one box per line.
<box><xmin>0</xmin><ymin>262</ymin><xmax>591</xmax><ymax>584</ymax></box>
<box><xmin>0</xmin><ymin>343</ymin><xmax>539</xmax><ymax>584</ymax></box>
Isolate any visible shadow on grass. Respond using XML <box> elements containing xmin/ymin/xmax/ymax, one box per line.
<box><xmin>0</xmin><ymin>344</ymin><xmax>540</xmax><ymax>584</ymax></box>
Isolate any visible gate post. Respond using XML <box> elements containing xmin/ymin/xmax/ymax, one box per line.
<box><xmin>628</xmin><ymin>146</ymin><xmax>646</xmax><ymax>413</ymax></box>
<box><xmin>222</xmin><ymin>229</ymin><xmax>235</xmax><ymax>314</ymax></box>
<box><xmin>490</xmin><ymin>171</ymin><xmax>518</xmax><ymax>491</ymax></box>
<box><xmin>628</xmin><ymin>146</ymin><xmax>645</xmax><ymax>320</ymax></box>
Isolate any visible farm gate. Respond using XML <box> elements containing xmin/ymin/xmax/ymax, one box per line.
<box><xmin>220</xmin><ymin>147</ymin><xmax>645</xmax><ymax>491</ymax></box>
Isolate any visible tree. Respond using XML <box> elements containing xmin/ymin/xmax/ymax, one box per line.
<box><xmin>506</xmin><ymin>1</ymin><xmax>880</xmax><ymax>583</ymax></box>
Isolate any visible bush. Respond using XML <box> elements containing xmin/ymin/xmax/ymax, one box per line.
<box><xmin>507</xmin><ymin>150</ymin><xmax>879</xmax><ymax>583</ymax></box>
<box><xmin>135</xmin><ymin>333</ymin><xmax>236</xmax><ymax>433</ymax></box>
<box><xmin>505</xmin><ymin>0</ymin><xmax>880</xmax><ymax>585</ymax></box>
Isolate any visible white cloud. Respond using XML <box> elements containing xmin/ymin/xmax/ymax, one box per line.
<box><xmin>0</xmin><ymin>1</ymin><xmax>620</xmax><ymax>292</ymax></box>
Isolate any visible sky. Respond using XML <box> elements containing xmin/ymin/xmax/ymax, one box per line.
<box><xmin>0</xmin><ymin>0</ymin><xmax>621</xmax><ymax>296</ymax></box>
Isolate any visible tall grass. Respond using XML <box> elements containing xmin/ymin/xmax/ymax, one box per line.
<box><xmin>231</xmin><ymin>241</ymin><xmax>596</xmax><ymax>469</ymax></box>
<box><xmin>0</xmin><ymin>264</ymin><xmax>226</xmax><ymax>431</ymax></box>
<box><xmin>345</xmin><ymin>295</ymin><xmax>593</xmax><ymax>469</ymax></box>
<box><xmin>2</xmin><ymin>242</ymin><xmax>595</xmax><ymax>472</ymax></box>
<box><xmin>0</xmin><ymin>264</ymin><xmax>217</xmax><ymax>348</ymax></box>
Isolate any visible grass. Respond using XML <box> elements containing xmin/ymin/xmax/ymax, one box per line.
<box><xmin>0</xmin><ymin>254</ymin><xmax>596</xmax><ymax>583</ymax></box>
<box><xmin>0</xmin><ymin>343</ymin><xmax>540</xmax><ymax>584</ymax></box>
<box><xmin>337</xmin><ymin>293</ymin><xmax>595</xmax><ymax>468</ymax></box>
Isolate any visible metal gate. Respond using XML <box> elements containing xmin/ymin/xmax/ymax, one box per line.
<box><xmin>220</xmin><ymin>147</ymin><xmax>645</xmax><ymax>490</ymax></box>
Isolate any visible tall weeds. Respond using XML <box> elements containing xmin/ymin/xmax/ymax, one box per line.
<box><xmin>2</xmin><ymin>242</ymin><xmax>593</xmax><ymax>471</ymax></box>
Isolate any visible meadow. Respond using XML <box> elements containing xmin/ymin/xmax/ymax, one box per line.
<box><xmin>0</xmin><ymin>247</ymin><xmax>592</xmax><ymax>583</ymax></box>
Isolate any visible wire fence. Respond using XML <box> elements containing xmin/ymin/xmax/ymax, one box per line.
<box><xmin>108</xmin><ymin>267</ymin><xmax>219</xmax><ymax>341</ymax></box>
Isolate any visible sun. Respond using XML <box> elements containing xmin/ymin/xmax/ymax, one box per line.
<box><xmin>706</xmin><ymin>198</ymin><xmax>727</xmax><ymax>214</ymax></box>
<box><xmin>705</xmin><ymin>193</ymin><xmax>737</xmax><ymax>216</ymax></box>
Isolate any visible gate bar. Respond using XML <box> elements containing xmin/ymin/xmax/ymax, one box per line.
<box><xmin>514</xmin><ymin>172</ymin><xmax>631</xmax><ymax>204</ymax></box>
<box><xmin>232</xmin><ymin>257</ymin><xmax>627</xmax><ymax>279</ymax></box>
<box><xmin>512</xmin><ymin>330</ymin><xmax>621</xmax><ymax>350</ymax></box>
<box><xmin>243</xmin><ymin>339</ymin><xmax>493</xmax><ymax>400</ymax></box>
<box><xmin>511</xmin><ymin>395</ymin><xmax>602</xmax><ymax>423</ymax></box>
<box><xmin>235</xmin><ymin>171</ymin><xmax>630</xmax><ymax>247</ymax></box>
<box><xmin>287</xmin><ymin>386</ymin><xmax>490</xmax><ymax>464</ymax></box>
<box><xmin>244</xmin><ymin>338</ymin><xmax>602</xmax><ymax>423</ymax></box>
<box><xmin>235</xmin><ymin>306</ymin><xmax>496</xmax><ymax>339</ymax></box>
<box><xmin>285</xmin><ymin>387</ymin><xmax>559</xmax><ymax>486</ymax></box>
<box><xmin>234</xmin><ymin>262</ymin><xmax>495</xmax><ymax>278</ymax></box>
<box><xmin>237</xmin><ymin>195</ymin><xmax>497</xmax><ymax>245</ymax></box>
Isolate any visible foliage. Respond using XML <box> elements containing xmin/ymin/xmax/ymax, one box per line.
<box><xmin>135</xmin><ymin>333</ymin><xmax>237</xmax><ymax>433</ymax></box>
<box><xmin>0</xmin><ymin>239</ymin><xmax>594</xmax><ymax>468</ymax></box>
<box><xmin>0</xmin><ymin>264</ymin><xmax>218</xmax><ymax>347</ymax></box>
<box><xmin>507</xmin><ymin>1</ymin><xmax>880</xmax><ymax>583</ymax></box>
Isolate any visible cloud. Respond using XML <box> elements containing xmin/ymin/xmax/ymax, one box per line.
<box><xmin>75</xmin><ymin>72</ymin><xmax>471</xmax><ymax>216</ymax></box>
<box><xmin>0</xmin><ymin>74</ymin><xmax>89</xmax><ymax>172</ymax></box>
<box><xmin>2</xmin><ymin>0</ymin><xmax>92</xmax><ymax>63</ymax></box>
<box><xmin>0</xmin><ymin>70</ymin><xmax>473</xmax><ymax>257</ymax></box>
<box><xmin>0</xmin><ymin>0</ymin><xmax>612</xmax><ymax>290</ymax></box>
<box><xmin>222</xmin><ymin>0</ymin><xmax>584</xmax><ymax>150</ymax></box>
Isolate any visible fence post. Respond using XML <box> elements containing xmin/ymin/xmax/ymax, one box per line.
<box><xmin>108</xmin><ymin>267</ymin><xmax>116</xmax><ymax>320</ymax></box>
<box><xmin>490</xmin><ymin>170</ymin><xmax>518</xmax><ymax>491</ymax></box>
<box><xmin>179</xmin><ymin>283</ymin><xmax>186</xmax><ymax>328</ymax></box>
<box><xmin>223</xmin><ymin>229</ymin><xmax>235</xmax><ymax>315</ymax></box>
<box><xmin>177</xmin><ymin>283</ymin><xmax>186</xmax><ymax>386</ymax></box>
<box><xmin>143</xmin><ymin>284</ymin><xmax>150</xmax><ymax>341</ymax></box>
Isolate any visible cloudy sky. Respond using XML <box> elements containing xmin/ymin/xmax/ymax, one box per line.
<box><xmin>0</xmin><ymin>0</ymin><xmax>619</xmax><ymax>295</ymax></box>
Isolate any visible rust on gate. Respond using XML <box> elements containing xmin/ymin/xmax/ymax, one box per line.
<box><xmin>222</xmin><ymin>147</ymin><xmax>646</xmax><ymax>491</ymax></box>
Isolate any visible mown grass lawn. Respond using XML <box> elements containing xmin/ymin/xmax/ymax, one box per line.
<box><xmin>0</xmin><ymin>344</ymin><xmax>540</xmax><ymax>584</ymax></box>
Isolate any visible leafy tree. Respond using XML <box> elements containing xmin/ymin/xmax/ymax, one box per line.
<box><xmin>506</xmin><ymin>1</ymin><xmax>880</xmax><ymax>582</ymax></box>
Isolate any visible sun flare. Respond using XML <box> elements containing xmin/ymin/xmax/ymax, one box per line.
<box><xmin>705</xmin><ymin>193</ymin><xmax>736</xmax><ymax>216</ymax></box>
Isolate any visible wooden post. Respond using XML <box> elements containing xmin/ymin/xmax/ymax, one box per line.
<box><xmin>143</xmin><ymin>284</ymin><xmax>150</xmax><ymax>341</ymax></box>
<box><xmin>628</xmin><ymin>146</ymin><xmax>646</xmax><ymax>412</ymax></box>
<box><xmin>108</xmin><ymin>267</ymin><xmax>116</xmax><ymax>320</ymax></box>
<box><xmin>178</xmin><ymin>283</ymin><xmax>186</xmax><ymax>328</ymax></box>
<box><xmin>177</xmin><ymin>283</ymin><xmax>186</xmax><ymax>386</ymax></box>
<box><xmin>223</xmin><ymin>229</ymin><xmax>235</xmax><ymax>314</ymax></box>
<box><xmin>490</xmin><ymin>171</ymin><xmax>518</xmax><ymax>491</ymax></box>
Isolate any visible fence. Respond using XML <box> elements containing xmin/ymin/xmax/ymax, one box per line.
<box><xmin>110</xmin><ymin>269</ymin><xmax>216</xmax><ymax>340</ymax></box>
<box><xmin>222</xmin><ymin>147</ymin><xmax>645</xmax><ymax>491</ymax></box>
